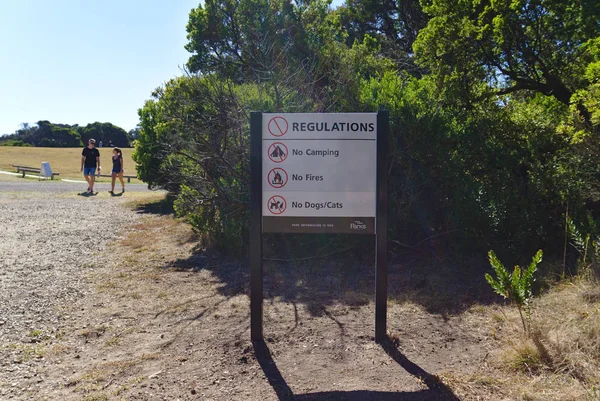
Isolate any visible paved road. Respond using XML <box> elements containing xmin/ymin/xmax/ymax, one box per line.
<box><xmin>0</xmin><ymin>181</ymin><xmax>152</xmax><ymax>193</ymax></box>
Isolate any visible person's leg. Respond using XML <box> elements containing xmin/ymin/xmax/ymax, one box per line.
<box><xmin>110</xmin><ymin>172</ymin><xmax>116</xmax><ymax>193</ymax></box>
<box><xmin>83</xmin><ymin>168</ymin><xmax>91</xmax><ymax>191</ymax></box>
<box><xmin>118</xmin><ymin>172</ymin><xmax>125</xmax><ymax>192</ymax></box>
<box><xmin>89</xmin><ymin>169</ymin><xmax>96</xmax><ymax>192</ymax></box>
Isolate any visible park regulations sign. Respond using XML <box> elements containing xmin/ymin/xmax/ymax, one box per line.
<box><xmin>260</xmin><ymin>113</ymin><xmax>377</xmax><ymax>234</ymax></box>
<box><xmin>249</xmin><ymin>111</ymin><xmax>389</xmax><ymax>342</ymax></box>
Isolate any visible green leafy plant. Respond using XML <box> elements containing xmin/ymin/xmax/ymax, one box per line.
<box><xmin>485</xmin><ymin>250</ymin><xmax>543</xmax><ymax>334</ymax></box>
<box><xmin>568</xmin><ymin>217</ymin><xmax>600</xmax><ymax>278</ymax></box>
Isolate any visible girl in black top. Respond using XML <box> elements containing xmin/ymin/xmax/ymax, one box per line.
<box><xmin>110</xmin><ymin>147</ymin><xmax>125</xmax><ymax>195</ymax></box>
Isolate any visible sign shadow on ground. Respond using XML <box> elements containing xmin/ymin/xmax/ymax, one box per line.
<box><xmin>253</xmin><ymin>338</ymin><xmax>460</xmax><ymax>401</ymax></box>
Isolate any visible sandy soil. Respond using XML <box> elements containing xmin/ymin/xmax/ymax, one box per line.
<box><xmin>0</xmin><ymin>186</ymin><xmax>506</xmax><ymax>401</ymax></box>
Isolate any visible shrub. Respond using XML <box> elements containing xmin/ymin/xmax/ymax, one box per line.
<box><xmin>486</xmin><ymin>250</ymin><xmax>543</xmax><ymax>334</ymax></box>
<box><xmin>0</xmin><ymin>139</ymin><xmax>31</xmax><ymax>146</ymax></box>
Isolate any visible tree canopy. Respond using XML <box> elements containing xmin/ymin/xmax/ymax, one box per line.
<box><xmin>135</xmin><ymin>0</ymin><xmax>600</xmax><ymax>260</ymax></box>
<box><xmin>1</xmin><ymin>121</ymin><xmax>132</xmax><ymax>148</ymax></box>
<box><xmin>77</xmin><ymin>122</ymin><xmax>131</xmax><ymax>148</ymax></box>
<box><xmin>414</xmin><ymin>0</ymin><xmax>600</xmax><ymax>121</ymax></box>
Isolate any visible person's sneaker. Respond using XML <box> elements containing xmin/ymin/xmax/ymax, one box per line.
<box><xmin>109</xmin><ymin>190</ymin><xmax>114</xmax><ymax>195</ymax></box>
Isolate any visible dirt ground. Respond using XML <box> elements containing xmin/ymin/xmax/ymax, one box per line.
<box><xmin>6</xmin><ymin>186</ymin><xmax>593</xmax><ymax>400</ymax></box>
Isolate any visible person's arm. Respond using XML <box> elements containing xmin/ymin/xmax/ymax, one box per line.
<box><xmin>81</xmin><ymin>150</ymin><xmax>85</xmax><ymax>172</ymax></box>
<box><xmin>96</xmin><ymin>153</ymin><xmax>101</xmax><ymax>175</ymax></box>
<box><xmin>120</xmin><ymin>156</ymin><xmax>124</xmax><ymax>173</ymax></box>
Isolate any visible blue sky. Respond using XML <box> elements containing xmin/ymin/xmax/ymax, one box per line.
<box><xmin>0</xmin><ymin>0</ymin><xmax>344</xmax><ymax>136</ymax></box>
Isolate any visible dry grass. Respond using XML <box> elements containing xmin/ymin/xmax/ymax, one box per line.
<box><xmin>483</xmin><ymin>277</ymin><xmax>600</xmax><ymax>400</ymax></box>
<box><xmin>0</xmin><ymin>147</ymin><xmax>139</xmax><ymax>181</ymax></box>
<box><xmin>0</xmin><ymin>173</ymin><xmax>25</xmax><ymax>182</ymax></box>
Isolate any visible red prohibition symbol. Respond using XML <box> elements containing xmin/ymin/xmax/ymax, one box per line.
<box><xmin>267</xmin><ymin>195</ymin><xmax>286</xmax><ymax>215</ymax></box>
<box><xmin>268</xmin><ymin>168</ymin><xmax>288</xmax><ymax>189</ymax></box>
<box><xmin>268</xmin><ymin>116</ymin><xmax>288</xmax><ymax>137</ymax></box>
<box><xmin>267</xmin><ymin>142</ymin><xmax>288</xmax><ymax>163</ymax></box>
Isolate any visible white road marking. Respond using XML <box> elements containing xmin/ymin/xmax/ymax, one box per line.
<box><xmin>0</xmin><ymin>170</ymin><xmax>42</xmax><ymax>179</ymax></box>
<box><xmin>61</xmin><ymin>179</ymin><xmax>88</xmax><ymax>183</ymax></box>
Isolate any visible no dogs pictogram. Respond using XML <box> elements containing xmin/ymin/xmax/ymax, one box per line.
<box><xmin>268</xmin><ymin>168</ymin><xmax>288</xmax><ymax>189</ymax></box>
<box><xmin>268</xmin><ymin>116</ymin><xmax>288</xmax><ymax>137</ymax></box>
<box><xmin>268</xmin><ymin>142</ymin><xmax>288</xmax><ymax>163</ymax></box>
<box><xmin>267</xmin><ymin>195</ymin><xmax>286</xmax><ymax>214</ymax></box>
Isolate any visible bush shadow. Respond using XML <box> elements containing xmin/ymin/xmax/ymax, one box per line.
<box><xmin>135</xmin><ymin>191</ymin><xmax>498</xmax><ymax>316</ymax></box>
<box><xmin>134</xmin><ymin>195</ymin><xmax>175</xmax><ymax>215</ymax></box>
<box><xmin>162</xmin><ymin>234</ymin><xmax>497</xmax><ymax>317</ymax></box>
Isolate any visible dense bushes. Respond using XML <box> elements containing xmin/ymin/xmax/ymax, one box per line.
<box><xmin>133</xmin><ymin>0</ymin><xmax>600</xmax><ymax>260</ymax></box>
<box><xmin>0</xmin><ymin>140</ymin><xmax>31</xmax><ymax>147</ymax></box>
<box><xmin>133</xmin><ymin>77</ymin><xmax>262</xmax><ymax>253</ymax></box>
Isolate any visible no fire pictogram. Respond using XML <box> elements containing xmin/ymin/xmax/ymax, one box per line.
<box><xmin>268</xmin><ymin>168</ymin><xmax>288</xmax><ymax>189</ymax></box>
<box><xmin>267</xmin><ymin>195</ymin><xmax>286</xmax><ymax>214</ymax></box>
<box><xmin>268</xmin><ymin>142</ymin><xmax>288</xmax><ymax>163</ymax></box>
<box><xmin>268</xmin><ymin>116</ymin><xmax>288</xmax><ymax>137</ymax></box>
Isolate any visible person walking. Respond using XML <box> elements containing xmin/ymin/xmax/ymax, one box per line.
<box><xmin>81</xmin><ymin>139</ymin><xmax>101</xmax><ymax>193</ymax></box>
<box><xmin>109</xmin><ymin>147</ymin><xmax>125</xmax><ymax>195</ymax></box>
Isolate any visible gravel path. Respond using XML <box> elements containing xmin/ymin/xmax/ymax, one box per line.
<box><xmin>0</xmin><ymin>181</ymin><xmax>150</xmax><ymax>193</ymax></box>
<box><xmin>0</xmin><ymin>187</ymin><xmax>145</xmax><ymax>398</ymax></box>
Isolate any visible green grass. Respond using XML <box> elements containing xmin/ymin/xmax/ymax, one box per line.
<box><xmin>0</xmin><ymin>147</ymin><xmax>140</xmax><ymax>181</ymax></box>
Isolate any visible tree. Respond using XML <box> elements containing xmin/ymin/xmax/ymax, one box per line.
<box><xmin>185</xmin><ymin>0</ymin><xmax>314</xmax><ymax>79</ymax></box>
<box><xmin>133</xmin><ymin>76</ymin><xmax>269</xmax><ymax>252</ymax></box>
<box><xmin>35</xmin><ymin>121</ymin><xmax>82</xmax><ymax>147</ymax></box>
<box><xmin>78</xmin><ymin>122</ymin><xmax>130</xmax><ymax>147</ymax></box>
<box><xmin>336</xmin><ymin>0</ymin><xmax>428</xmax><ymax>74</ymax></box>
<box><xmin>128</xmin><ymin>126</ymin><xmax>141</xmax><ymax>141</ymax></box>
<box><xmin>414</xmin><ymin>0</ymin><xmax>600</xmax><ymax>125</ymax></box>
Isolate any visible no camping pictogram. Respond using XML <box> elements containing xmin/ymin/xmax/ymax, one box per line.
<box><xmin>268</xmin><ymin>142</ymin><xmax>288</xmax><ymax>163</ymax></box>
<box><xmin>267</xmin><ymin>195</ymin><xmax>286</xmax><ymax>215</ymax></box>
<box><xmin>268</xmin><ymin>168</ymin><xmax>288</xmax><ymax>189</ymax></box>
<box><xmin>268</xmin><ymin>116</ymin><xmax>288</xmax><ymax>137</ymax></box>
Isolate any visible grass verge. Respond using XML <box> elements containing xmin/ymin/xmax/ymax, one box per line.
<box><xmin>467</xmin><ymin>277</ymin><xmax>600</xmax><ymax>400</ymax></box>
<box><xmin>0</xmin><ymin>147</ymin><xmax>140</xmax><ymax>181</ymax></box>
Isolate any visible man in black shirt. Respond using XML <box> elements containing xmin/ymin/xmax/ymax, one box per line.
<box><xmin>81</xmin><ymin>139</ymin><xmax>102</xmax><ymax>193</ymax></box>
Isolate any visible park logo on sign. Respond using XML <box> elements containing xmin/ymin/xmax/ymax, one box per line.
<box><xmin>350</xmin><ymin>220</ymin><xmax>367</xmax><ymax>231</ymax></box>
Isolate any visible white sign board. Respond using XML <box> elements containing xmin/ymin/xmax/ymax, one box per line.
<box><xmin>262</xmin><ymin>113</ymin><xmax>377</xmax><ymax>234</ymax></box>
<box><xmin>40</xmin><ymin>162</ymin><xmax>53</xmax><ymax>179</ymax></box>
